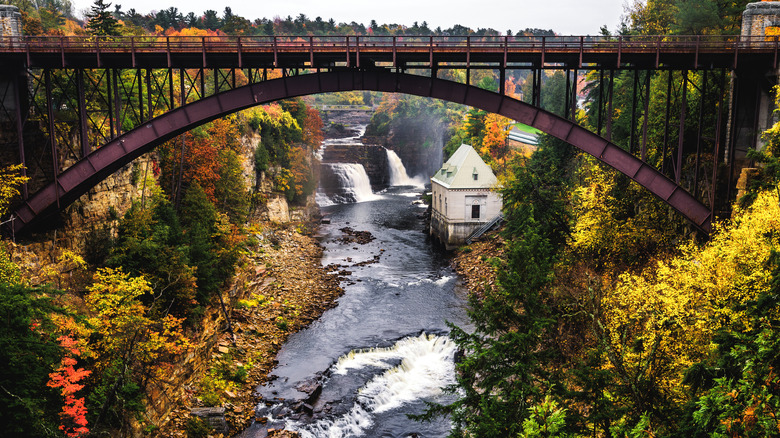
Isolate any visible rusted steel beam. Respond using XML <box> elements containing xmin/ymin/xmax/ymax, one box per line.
<box><xmin>630</xmin><ymin>69</ymin><xmax>639</xmax><ymax>153</ymax></box>
<box><xmin>676</xmin><ymin>70</ymin><xmax>688</xmax><ymax>184</ymax></box>
<box><xmin>11</xmin><ymin>70</ymin><xmax>713</xmax><ymax>235</ymax></box>
<box><xmin>694</xmin><ymin>70</ymin><xmax>706</xmax><ymax>198</ymax></box>
<box><xmin>597</xmin><ymin>69</ymin><xmax>604</xmax><ymax>136</ymax></box>
<box><xmin>662</xmin><ymin>70</ymin><xmax>673</xmax><ymax>174</ymax></box>
<box><xmin>12</xmin><ymin>70</ymin><xmax>28</xmax><ymax>199</ymax></box>
<box><xmin>606</xmin><ymin>69</ymin><xmax>614</xmax><ymax>141</ymax></box>
<box><xmin>77</xmin><ymin>69</ymin><xmax>89</xmax><ymax>156</ymax></box>
<box><xmin>641</xmin><ymin>70</ymin><xmax>651</xmax><ymax>161</ymax></box>
<box><xmin>113</xmin><ymin>69</ymin><xmax>122</xmax><ymax>137</ymax></box>
<box><xmin>106</xmin><ymin>68</ymin><xmax>115</xmax><ymax>138</ymax></box>
<box><xmin>711</xmin><ymin>69</ymin><xmax>726</xmax><ymax>218</ymax></box>
<box><xmin>43</xmin><ymin>69</ymin><xmax>60</xmax><ymax>207</ymax></box>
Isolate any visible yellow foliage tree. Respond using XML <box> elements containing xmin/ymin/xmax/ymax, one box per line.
<box><xmin>598</xmin><ymin>186</ymin><xmax>780</xmax><ymax>418</ymax></box>
<box><xmin>80</xmin><ymin>268</ymin><xmax>190</xmax><ymax>426</ymax></box>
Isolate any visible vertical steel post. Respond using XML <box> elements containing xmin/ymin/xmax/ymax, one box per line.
<box><xmin>597</xmin><ymin>69</ymin><xmax>604</xmax><ymax>136</ymax></box>
<box><xmin>726</xmin><ymin>71</ymin><xmax>739</xmax><ymax>204</ymax></box>
<box><xmin>146</xmin><ymin>69</ymin><xmax>152</xmax><ymax>119</ymax></box>
<box><xmin>12</xmin><ymin>70</ymin><xmax>28</xmax><ymax>199</ymax></box>
<box><xmin>662</xmin><ymin>70</ymin><xmax>674</xmax><ymax>174</ymax></box>
<box><xmin>711</xmin><ymin>69</ymin><xmax>726</xmax><ymax>218</ymax></box>
<box><xmin>571</xmin><ymin>68</ymin><xmax>578</xmax><ymax>121</ymax></box>
<box><xmin>629</xmin><ymin>69</ymin><xmax>639</xmax><ymax>153</ymax></box>
<box><xmin>168</xmin><ymin>68</ymin><xmax>174</xmax><ymax>110</ymax></box>
<box><xmin>606</xmin><ymin>70</ymin><xmax>614</xmax><ymax>141</ymax></box>
<box><xmin>180</xmin><ymin>68</ymin><xmax>185</xmax><ymax>106</ymax></box>
<box><xmin>693</xmin><ymin>71</ymin><xmax>706</xmax><ymax>198</ymax></box>
<box><xmin>200</xmin><ymin>68</ymin><xmax>205</xmax><ymax>97</ymax></box>
<box><xmin>44</xmin><ymin>69</ymin><xmax>60</xmax><ymax>206</ymax></box>
<box><xmin>565</xmin><ymin>69</ymin><xmax>571</xmax><ymax>118</ymax></box>
<box><xmin>641</xmin><ymin>70</ymin><xmax>651</xmax><ymax>161</ymax></box>
<box><xmin>76</xmin><ymin>69</ymin><xmax>89</xmax><ymax>157</ymax></box>
<box><xmin>113</xmin><ymin>68</ymin><xmax>122</xmax><ymax>137</ymax></box>
<box><xmin>676</xmin><ymin>70</ymin><xmax>688</xmax><ymax>184</ymax></box>
<box><xmin>137</xmin><ymin>68</ymin><xmax>144</xmax><ymax>122</ymax></box>
<box><xmin>106</xmin><ymin>68</ymin><xmax>115</xmax><ymax>138</ymax></box>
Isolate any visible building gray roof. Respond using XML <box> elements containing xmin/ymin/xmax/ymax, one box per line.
<box><xmin>430</xmin><ymin>144</ymin><xmax>498</xmax><ymax>189</ymax></box>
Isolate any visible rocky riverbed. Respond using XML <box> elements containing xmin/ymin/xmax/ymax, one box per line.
<box><xmin>157</xmin><ymin>224</ymin><xmax>346</xmax><ymax>437</ymax></box>
<box><xmin>157</xmin><ymin>221</ymin><xmax>502</xmax><ymax>438</ymax></box>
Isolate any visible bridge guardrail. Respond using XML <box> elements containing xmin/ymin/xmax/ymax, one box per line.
<box><xmin>2</xmin><ymin>34</ymin><xmax>778</xmax><ymax>70</ymax></box>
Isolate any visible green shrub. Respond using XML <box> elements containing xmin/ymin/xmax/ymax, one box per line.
<box><xmin>185</xmin><ymin>416</ymin><xmax>212</xmax><ymax>438</ymax></box>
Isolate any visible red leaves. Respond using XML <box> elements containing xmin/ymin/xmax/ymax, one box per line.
<box><xmin>47</xmin><ymin>335</ymin><xmax>91</xmax><ymax>438</ymax></box>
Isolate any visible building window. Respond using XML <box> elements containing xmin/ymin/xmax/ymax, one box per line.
<box><xmin>473</xmin><ymin>173</ymin><xmax>478</xmax><ymax>181</ymax></box>
<box><xmin>472</xmin><ymin>204</ymin><xmax>480</xmax><ymax>219</ymax></box>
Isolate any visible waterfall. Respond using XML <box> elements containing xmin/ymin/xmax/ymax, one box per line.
<box><xmin>319</xmin><ymin>163</ymin><xmax>381</xmax><ymax>204</ymax></box>
<box><xmin>385</xmin><ymin>149</ymin><xmax>426</xmax><ymax>187</ymax></box>
<box><xmin>291</xmin><ymin>333</ymin><xmax>457</xmax><ymax>438</ymax></box>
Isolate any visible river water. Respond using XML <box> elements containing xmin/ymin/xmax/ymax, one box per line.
<box><xmin>239</xmin><ymin>129</ymin><xmax>470</xmax><ymax>438</ymax></box>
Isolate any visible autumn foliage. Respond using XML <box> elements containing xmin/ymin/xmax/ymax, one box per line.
<box><xmin>47</xmin><ymin>335</ymin><xmax>91</xmax><ymax>438</ymax></box>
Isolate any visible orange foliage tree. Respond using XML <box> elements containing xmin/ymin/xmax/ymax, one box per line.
<box><xmin>47</xmin><ymin>335</ymin><xmax>91</xmax><ymax>438</ymax></box>
<box><xmin>480</xmin><ymin>113</ymin><xmax>510</xmax><ymax>162</ymax></box>
<box><xmin>157</xmin><ymin>117</ymin><xmax>241</xmax><ymax>204</ymax></box>
<box><xmin>302</xmin><ymin>106</ymin><xmax>324</xmax><ymax>148</ymax></box>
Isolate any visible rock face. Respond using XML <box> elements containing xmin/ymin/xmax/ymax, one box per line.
<box><xmin>8</xmin><ymin>129</ymin><xmax>323</xmax><ymax>436</ymax></box>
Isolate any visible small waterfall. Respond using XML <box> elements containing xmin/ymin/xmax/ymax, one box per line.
<box><xmin>319</xmin><ymin>163</ymin><xmax>380</xmax><ymax>204</ymax></box>
<box><xmin>386</xmin><ymin>149</ymin><xmax>426</xmax><ymax>188</ymax></box>
<box><xmin>292</xmin><ymin>333</ymin><xmax>457</xmax><ymax>438</ymax></box>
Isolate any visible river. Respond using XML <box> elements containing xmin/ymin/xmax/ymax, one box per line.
<box><xmin>239</xmin><ymin>128</ymin><xmax>470</xmax><ymax>437</ymax></box>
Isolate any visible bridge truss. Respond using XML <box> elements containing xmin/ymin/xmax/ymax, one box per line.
<box><xmin>1</xmin><ymin>34</ymin><xmax>777</xmax><ymax>234</ymax></box>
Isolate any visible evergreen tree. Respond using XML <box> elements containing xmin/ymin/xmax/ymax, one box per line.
<box><xmin>419</xmin><ymin>137</ymin><xmax>575</xmax><ymax>436</ymax></box>
<box><xmin>85</xmin><ymin>0</ymin><xmax>120</xmax><ymax>36</ymax></box>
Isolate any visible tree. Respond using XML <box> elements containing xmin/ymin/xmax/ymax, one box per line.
<box><xmin>421</xmin><ymin>137</ymin><xmax>575</xmax><ymax>435</ymax></box>
<box><xmin>47</xmin><ymin>335</ymin><xmax>91</xmax><ymax>438</ymax></box>
<box><xmin>85</xmin><ymin>0</ymin><xmax>120</xmax><ymax>36</ymax></box>
<box><xmin>0</xmin><ymin>283</ymin><xmax>66</xmax><ymax>436</ymax></box>
<box><xmin>201</xmin><ymin>9</ymin><xmax>221</xmax><ymax>30</ymax></box>
<box><xmin>82</xmin><ymin>268</ymin><xmax>189</xmax><ymax>431</ymax></box>
<box><xmin>672</xmin><ymin>0</ymin><xmax>723</xmax><ymax>35</ymax></box>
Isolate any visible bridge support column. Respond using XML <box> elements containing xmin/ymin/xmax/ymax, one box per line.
<box><xmin>729</xmin><ymin>3</ymin><xmax>780</xmax><ymax>168</ymax></box>
<box><xmin>0</xmin><ymin>5</ymin><xmax>27</xmax><ymax>199</ymax></box>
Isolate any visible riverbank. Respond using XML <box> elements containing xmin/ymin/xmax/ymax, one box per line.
<box><xmin>451</xmin><ymin>231</ymin><xmax>504</xmax><ymax>299</ymax></box>
<box><xmin>157</xmin><ymin>223</ymin><xmax>343</xmax><ymax>437</ymax></box>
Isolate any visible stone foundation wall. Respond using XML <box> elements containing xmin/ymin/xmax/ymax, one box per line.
<box><xmin>742</xmin><ymin>2</ymin><xmax>780</xmax><ymax>37</ymax></box>
<box><xmin>0</xmin><ymin>5</ymin><xmax>21</xmax><ymax>37</ymax></box>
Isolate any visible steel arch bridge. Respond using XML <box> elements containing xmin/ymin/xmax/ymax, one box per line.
<box><xmin>1</xmin><ymin>34</ymin><xmax>778</xmax><ymax>234</ymax></box>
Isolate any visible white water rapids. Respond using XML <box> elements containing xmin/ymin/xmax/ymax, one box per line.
<box><xmin>290</xmin><ymin>334</ymin><xmax>457</xmax><ymax>438</ymax></box>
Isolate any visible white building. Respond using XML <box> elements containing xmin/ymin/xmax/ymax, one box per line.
<box><xmin>430</xmin><ymin>144</ymin><xmax>502</xmax><ymax>249</ymax></box>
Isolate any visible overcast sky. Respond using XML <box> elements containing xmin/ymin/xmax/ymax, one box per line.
<box><xmin>70</xmin><ymin>0</ymin><xmax>627</xmax><ymax>36</ymax></box>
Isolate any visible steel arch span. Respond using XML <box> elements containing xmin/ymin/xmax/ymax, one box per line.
<box><xmin>11</xmin><ymin>70</ymin><xmax>712</xmax><ymax>234</ymax></box>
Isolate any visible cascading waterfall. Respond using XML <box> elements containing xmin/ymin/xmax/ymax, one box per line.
<box><xmin>319</xmin><ymin>163</ymin><xmax>381</xmax><ymax>204</ymax></box>
<box><xmin>290</xmin><ymin>333</ymin><xmax>457</xmax><ymax>438</ymax></box>
<box><xmin>385</xmin><ymin>149</ymin><xmax>426</xmax><ymax>187</ymax></box>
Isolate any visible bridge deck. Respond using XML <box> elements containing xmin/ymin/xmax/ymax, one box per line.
<box><xmin>1</xmin><ymin>35</ymin><xmax>777</xmax><ymax>70</ymax></box>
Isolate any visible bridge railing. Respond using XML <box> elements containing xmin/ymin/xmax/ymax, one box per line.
<box><xmin>2</xmin><ymin>34</ymin><xmax>778</xmax><ymax>55</ymax></box>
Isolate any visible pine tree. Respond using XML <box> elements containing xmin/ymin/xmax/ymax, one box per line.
<box><xmin>85</xmin><ymin>0</ymin><xmax>120</xmax><ymax>36</ymax></box>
